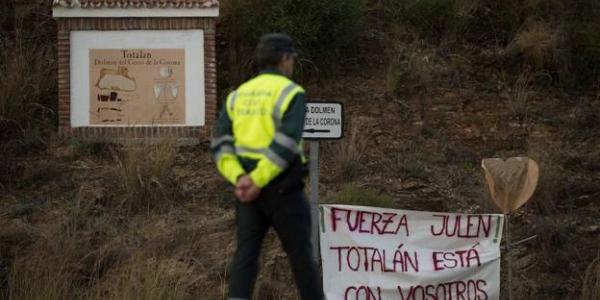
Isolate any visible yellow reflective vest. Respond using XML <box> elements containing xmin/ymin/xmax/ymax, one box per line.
<box><xmin>212</xmin><ymin>72</ymin><xmax>306</xmax><ymax>188</ymax></box>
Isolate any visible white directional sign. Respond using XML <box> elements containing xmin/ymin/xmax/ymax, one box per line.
<box><xmin>303</xmin><ymin>102</ymin><xmax>343</xmax><ymax>139</ymax></box>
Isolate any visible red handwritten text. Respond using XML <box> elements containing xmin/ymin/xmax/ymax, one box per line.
<box><xmin>330</xmin><ymin>244</ymin><xmax>419</xmax><ymax>273</ymax></box>
<box><xmin>344</xmin><ymin>286</ymin><xmax>382</xmax><ymax>300</ymax></box>
<box><xmin>331</xmin><ymin>207</ymin><xmax>410</xmax><ymax>236</ymax></box>
<box><xmin>432</xmin><ymin>247</ymin><xmax>481</xmax><ymax>271</ymax></box>
<box><xmin>430</xmin><ymin>215</ymin><xmax>491</xmax><ymax>238</ymax></box>
<box><xmin>398</xmin><ymin>279</ymin><xmax>488</xmax><ymax>300</ymax></box>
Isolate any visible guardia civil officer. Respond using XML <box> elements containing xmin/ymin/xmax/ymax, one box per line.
<box><xmin>211</xmin><ymin>33</ymin><xmax>325</xmax><ymax>300</ymax></box>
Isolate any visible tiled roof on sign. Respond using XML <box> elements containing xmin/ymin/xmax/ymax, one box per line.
<box><xmin>52</xmin><ymin>0</ymin><xmax>219</xmax><ymax>8</ymax></box>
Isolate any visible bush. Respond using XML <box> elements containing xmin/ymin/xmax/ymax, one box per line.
<box><xmin>219</xmin><ymin>0</ymin><xmax>367</xmax><ymax>86</ymax></box>
<box><xmin>0</xmin><ymin>2</ymin><xmax>56</xmax><ymax>144</ymax></box>
<box><xmin>569</xmin><ymin>20</ymin><xmax>600</xmax><ymax>85</ymax></box>
<box><xmin>381</xmin><ymin>0</ymin><xmax>480</xmax><ymax>42</ymax></box>
<box><xmin>381</xmin><ymin>0</ymin><xmax>599</xmax><ymax>88</ymax></box>
<box><xmin>497</xmin><ymin>0</ymin><xmax>599</xmax><ymax>86</ymax></box>
<box><xmin>512</xmin><ymin>20</ymin><xmax>560</xmax><ymax>70</ymax></box>
<box><xmin>482</xmin><ymin>0</ymin><xmax>565</xmax><ymax>39</ymax></box>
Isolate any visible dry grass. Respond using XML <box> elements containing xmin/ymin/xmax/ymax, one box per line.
<box><xmin>382</xmin><ymin>135</ymin><xmax>431</xmax><ymax>182</ymax></box>
<box><xmin>513</xmin><ymin>20</ymin><xmax>560</xmax><ymax>69</ymax></box>
<box><xmin>508</xmin><ymin>70</ymin><xmax>533</xmax><ymax>128</ymax></box>
<box><xmin>89</xmin><ymin>257</ymin><xmax>198</xmax><ymax>300</ymax></box>
<box><xmin>2</xmin><ymin>188</ymin><xmax>231</xmax><ymax>300</ymax></box>
<box><xmin>386</xmin><ymin>42</ymin><xmax>442</xmax><ymax>129</ymax></box>
<box><xmin>528</xmin><ymin>148</ymin><xmax>563</xmax><ymax>216</ymax></box>
<box><xmin>253</xmin><ymin>247</ymin><xmax>300</xmax><ymax>300</ymax></box>
<box><xmin>6</xmin><ymin>213</ymin><xmax>113</xmax><ymax>300</ymax></box>
<box><xmin>111</xmin><ymin>139</ymin><xmax>178</xmax><ymax>213</ymax></box>
<box><xmin>327</xmin><ymin>123</ymin><xmax>367</xmax><ymax>181</ymax></box>
<box><xmin>71</xmin><ymin>138</ymin><xmax>117</xmax><ymax>159</ymax></box>
<box><xmin>6</xmin><ymin>220</ymin><xmax>204</xmax><ymax>300</ymax></box>
<box><xmin>8</xmin><ymin>256</ymin><xmax>75</xmax><ymax>300</ymax></box>
<box><xmin>0</xmin><ymin>138</ymin><xmax>238</xmax><ymax>300</ymax></box>
<box><xmin>571</xmin><ymin>97</ymin><xmax>600</xmax><ymax>132</ymax></box>
<box><xmin>387</xmin><ymin>45</ymin><xmax>436</xmax><ymax>96</ymax></box>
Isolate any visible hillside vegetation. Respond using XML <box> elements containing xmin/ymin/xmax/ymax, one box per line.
<box><xmin>1</xmin><ymin>0</ymin><xmax>599</xmax><ymax>299</ymax></box>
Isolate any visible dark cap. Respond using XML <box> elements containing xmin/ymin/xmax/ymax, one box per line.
<box><xmin>255</xmin><ymin>33</ymin><xmax>297</xmax><ymax>68</ymax></box>
<box><xmin>258</xmin><ymin>33</ymin><xmax>297</xmax><ymax>54</ymax></box>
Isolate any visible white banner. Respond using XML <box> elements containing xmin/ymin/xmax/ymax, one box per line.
<box><xmin>319</xmin><ymin>205</ymin><xmax>504</xmax><ymax>300</ymax></box>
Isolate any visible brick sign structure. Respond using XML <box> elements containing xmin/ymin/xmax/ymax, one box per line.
<box><xmin>52</xmin><ymin>0</ymin><xmax>219</xmax><ymax>141</ymax></box>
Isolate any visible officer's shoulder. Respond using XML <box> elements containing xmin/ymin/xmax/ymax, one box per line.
<box><xmin>290</xmin><ymin>80</ymin><xmax>305</xmax><ymax>93</ymax></box>
<box><xmin>281</xmin><ymin>77</ymin><xmax>304</xmax><ymax>91</ymax></box>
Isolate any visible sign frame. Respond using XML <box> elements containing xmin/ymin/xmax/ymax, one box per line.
<box><xmin>303</xmin><ymin>101</ymin><xmax>344</xmax><ymax>140</ymax></box>
<box><xmin>70</xmin><ymin>30</ymin><xmax>206</xmax><ymax>127</ymax></box>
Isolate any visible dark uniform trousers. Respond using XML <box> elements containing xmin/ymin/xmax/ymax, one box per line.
<box><xmin>228</xmin><ymin>162</ymin><xmax>324</xmax><ymax>300</ymax></box>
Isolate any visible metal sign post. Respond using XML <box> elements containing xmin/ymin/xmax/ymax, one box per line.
<box><xmin>303</xmin><ymin>102</ymin><xmax>343</xmax><ymax>262</ymax></box>
<box><xmin>309</xmin><ymin>140</ymin><xmax>320</xmax><ymax>261</ymax></box>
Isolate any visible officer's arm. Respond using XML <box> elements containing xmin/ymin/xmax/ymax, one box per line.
<box><xmin>249</xmin><ymin>92</ymin><xmax>305</xmax><ymax>188</ymax></box>
<box><xmin>211</xmin><ymin>94</ymin><xmax>246</xmax><ymax>185</ymax></box>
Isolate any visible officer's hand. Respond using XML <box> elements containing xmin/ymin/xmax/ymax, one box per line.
<box><xmin>235</xmin><ymin>175</ymin><xmax>261</xmax><ymax>203</ymax></box>
<box><xmin>241</xmin><ymin>183</ymin><xmax>260</xmax><ymax>203</ymax></box>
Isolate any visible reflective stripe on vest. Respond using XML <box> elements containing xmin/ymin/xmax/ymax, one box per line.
<box><xmin>213</xmin><ymin>144</ymin><xmax>235</xmax><ymax>162</ymax></box>
<box><xmin>210</xmin><ymin>134</ymin><xmax>234</xmax><ymax>150</ymax></box>
<box><xmin>229</xmin><ymin>91</ymin><xmax>238</xmax><ymax>112</ymax></box>
<box><xmin>273</xmin><ymin>132</ymin><xmax>299</xmax><ymax>154</ymax></box>
<box><xmin>235</xmin><ymin>146</ymin><xmax>289</xmax><ymax>169</ymax></box>
<box><xmin>272</xmin><ymin>83</ymin><xmax>299</xmax><ymax>128</ymax></box>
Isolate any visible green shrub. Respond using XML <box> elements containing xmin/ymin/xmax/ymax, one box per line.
<box><xmin>381</xmin><ymin>0</ymin><xmax>479</xmax><ymax>41</ymax></box>
<box><xmin>569</xmin><ymin>20</ymin><xmax>600</xmax><ymax>84</ymax></box>
<box><xmin>19</xmin><ymin>160</ymin><xmax>66</xmax><ymax>189</ymax></box>
<box><xmin>325</xmin><ymin>183</ymin><xmax>396</xmax><ymax>208</ymax></box>
<box><xmin>482</xmin><ymin>0</ymin><xmax>563</xmax><ymax>37</ymax></box>
<box><xmin>219</xmin><ymin>0</ymin><xmax>367</xmax><ymax>86</ymax></box>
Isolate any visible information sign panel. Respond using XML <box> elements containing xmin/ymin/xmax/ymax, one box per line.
<box><xmin>303</xmin><ymin>102</ymin><xmax>343</xmax><ymax>139</ymax></box>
